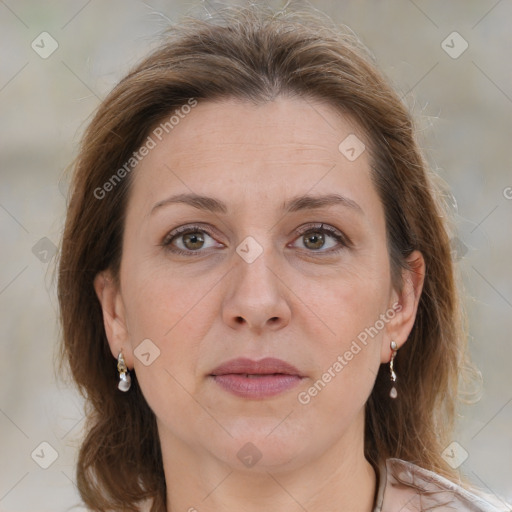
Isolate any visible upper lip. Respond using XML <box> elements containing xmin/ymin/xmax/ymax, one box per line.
<box><xmin>210</xmin><ymin>357</ymin><xmax>303</xmax><ymax>377</ymax></box>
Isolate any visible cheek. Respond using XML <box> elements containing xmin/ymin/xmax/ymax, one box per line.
<box><xmin>306</xmin><ymin>256</ymin><xmax>391</xmax><ymax>341</ymax></box>
<box><xmin>296</xmin><ymin>281</ymin><xmax>389</xmax><ymax>425</ymax></box>
<box><xmin>122</xmin><ymin>257</ymin><xmax>213</xmax><ymax>337</ymax></box>
<box><xmin>301</xmin><ymin>257</ymin><xmax>391</xmax><ymax>394</ymax></box>
<box><xmin>121</xmin><ymin>262</ymin><xmax>219</xmax><ymax>389</ymax></box>
<box><xmin>120</xmin><ymin>268</ymin><xmax>212</xmax><ymax>433</ymax></box>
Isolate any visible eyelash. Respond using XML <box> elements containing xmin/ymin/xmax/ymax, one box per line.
<box><xmin>161</xmin><ymin>223</ymin><xmax>351</xmax><ymax>257</ymax></box>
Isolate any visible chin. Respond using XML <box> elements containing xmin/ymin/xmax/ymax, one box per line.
<box><xmin>208</xmin><ymin>419</ymin><xmax>315</xmax><ymax>473</ymax></box>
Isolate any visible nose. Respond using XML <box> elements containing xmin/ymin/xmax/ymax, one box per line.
<box><xmin>221</xmin><ymin>248</ymin><xmax>291</xmax><ymax>334</ymax></box>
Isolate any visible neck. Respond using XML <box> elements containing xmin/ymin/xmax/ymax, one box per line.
<box><xmin>159</xmin><ymin>416</ymin><xmax>377</xmax><ymax>512</ymax></box>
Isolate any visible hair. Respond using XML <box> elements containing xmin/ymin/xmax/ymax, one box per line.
<box><xmin>57</xmin><ymin>3</ymin><xmax>475</xmax><ymax>511</ymax></box>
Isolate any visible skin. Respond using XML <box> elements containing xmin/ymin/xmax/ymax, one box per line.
<box><xmin>94</xmin><ymin>96</ymin><xmax>425</xmax><ymax>512</ymax></box>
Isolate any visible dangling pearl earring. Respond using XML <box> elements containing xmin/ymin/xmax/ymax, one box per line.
<box><xmin>117</xmin><ymin>352</ymin><xmax>131</xmax><ymax>392</ymax></box>
<box><xmin>389</xmin><ymin>341</ymin><xmax>398</xmax><ymax>399</ymax></box>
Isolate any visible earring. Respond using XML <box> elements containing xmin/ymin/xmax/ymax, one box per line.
<box><xmin>117</xmin><ymin>352</ymin><xmax>131</xmax><ymax>392</ymax></box>
<box><xmin>389</xmin><ymin>341</ymin><xmax>398</xmax><ymax>399</ymax></box>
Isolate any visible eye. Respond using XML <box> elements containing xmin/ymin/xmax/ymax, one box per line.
<box><xmin>161</xmin><ymin>224</ymin><xmax>222</xmax><ymax>256</ymax></box>
<box><xmin>291</xmin><ymin>223</ymin><xmax>350</xmax><ymax>254</ymax></box>
<box><xmin>161</xmin><ymin>222</ymin><xmax>351</xmax><ymax>257</ymax></box>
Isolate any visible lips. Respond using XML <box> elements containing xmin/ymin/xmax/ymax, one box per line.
<box><xmin>210</xmin><ymin>357</ymin><xmax>303</xmax><ymax>377</ymax></box>
<box><xmin>209</xmin><ymin>357</ymin><xmax>304</xmax><ymax>399</ymax></box>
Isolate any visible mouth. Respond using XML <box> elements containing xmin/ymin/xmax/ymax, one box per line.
<box><xmin>209</xmin><ymin>357</ymin><xmax>304</xmax><ymax>399</ymax></box>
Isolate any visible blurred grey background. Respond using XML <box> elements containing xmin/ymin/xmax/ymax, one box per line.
<box><xmin>0</xmin><ymin>1</ymin><xmax>511</xmax><ymax>510</ymax></box>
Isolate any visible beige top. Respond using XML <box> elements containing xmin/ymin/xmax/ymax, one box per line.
<box><xmin>139</xmin><ymin>458</ymin><xmax>506</xmax><ymax>511</ymax></box>
<box><xmin>374</xmin><ymin>458</ymin><xmax>505</xmax><ymax>512</ymax></box>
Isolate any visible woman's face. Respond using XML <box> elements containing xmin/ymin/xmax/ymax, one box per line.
<box><xmin>95</xmin><ymin>96</ymin><xmax>422</xmax><ymax>472</ymax></box>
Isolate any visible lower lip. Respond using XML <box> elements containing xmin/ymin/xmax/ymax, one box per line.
<box><xmin>211</xmin><ymin>374</ymin><xmax>303</xmax><ymax>399</ymax></box>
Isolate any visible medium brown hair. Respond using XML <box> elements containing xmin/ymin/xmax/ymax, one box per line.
<box><xmin>57</xmin><ymin>4</ymin><xmax>473</xmax><ymax>510</ymax></box>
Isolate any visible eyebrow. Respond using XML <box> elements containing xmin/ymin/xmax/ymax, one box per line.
<box><xmin>150</xmin><ymin>192</ymin><xmax>364</xmax><ymax>216</ymax></box>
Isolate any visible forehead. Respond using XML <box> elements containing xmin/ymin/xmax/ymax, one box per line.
<box><xmin>128</xmin><ymin>97</ymin><xmax>379</xmax><ymax>217</ymax></box>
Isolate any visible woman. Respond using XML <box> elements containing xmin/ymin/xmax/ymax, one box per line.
<box><xmin>57</xmin><ymin>4</ymin><xmax>504</xmax><ymax>511</ymax></box>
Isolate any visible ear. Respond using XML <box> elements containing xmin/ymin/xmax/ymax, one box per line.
<box><xmin>93</xmin><ymin>270</ymin><xmax>133</xmax><ymax>369</ymax></box>
<box><xmin>381</xmin><ymin>250</ymin><xmax>425</xmax><ymax>363</ymax></box>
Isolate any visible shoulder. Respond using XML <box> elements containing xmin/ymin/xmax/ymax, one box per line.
<box><xmin>374</xmin><ymin>457</ymin><xmax>506</xmax><ymax>512</ymax></box>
